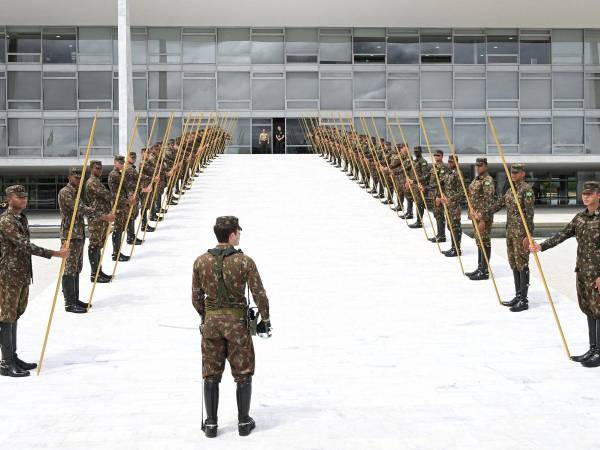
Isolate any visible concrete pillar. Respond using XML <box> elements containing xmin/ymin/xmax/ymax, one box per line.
<box><xmin>117</xmin><ymin>0</ymin><xmax>137</xmax><ymax>156</ymax></box>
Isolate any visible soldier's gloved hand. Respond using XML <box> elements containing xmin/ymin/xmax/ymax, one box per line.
<box><xmin>257</xmin><ymin>319</ymin><xmax>272</xmax><ymax>339</ymax></box>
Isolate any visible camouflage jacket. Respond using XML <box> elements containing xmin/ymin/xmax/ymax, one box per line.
<box><xmin>141</xmin><ymin>154</ymin><xmax>157</xmax><ymax>188</ymax></box>
<box><xmin>443</xmin><ymin>168</ymin><xmax>465</xmax><ymax>207</ymax></box>
<box><xmin>58</xmin><ymin>183</ymin><xmax>100</xmax><ymax>240</ymax></box>
<box><xmin>124</xmin><ymin>164</ymin><xmax>139</xmax><ymax>197</ymax></box>
<box><xmin>468</xmin><ymin>174</ymin><xmax>495</xmax><ymax>222</ymax></box>
<box><xmin>192</xmin><ymin>244</ymin><xmax>270</xmax><ymax>321</ymax></box>
<box><xmin>408</xmin><ymin>155</ymin><xmax>429</xmax><ymax>186</ymax></box>
<box><xmin>0</xmin><ymin>208</ymin><xmax>53</xmax><ymax>286</ymax></box>
<box><xmin>541</xmin><ymin>208</ymin><xmax>600</xmax><ymax>278</ymax></box>
<box><xmin>490</xmin><ymin>181</ymin><xmax>535</xmax><ymax>236</ymax></box>
<box><xmin>85</xmin><ymin>175</ymin><xmax>112</xmax><ymax>216</ymax></box>
<box><xmin>426</xmin><ymin>161</ymin><xmax>448</xmax><ymax>198</ymax></box>
<box><xmin>108</xmin><ymin>168</ymin><xmax>127</xmax><ymax>212</ymax></box>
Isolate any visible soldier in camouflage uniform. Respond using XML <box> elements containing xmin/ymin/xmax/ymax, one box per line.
<box><xmin>85</xmin><ymin>161</ymin><xmax>112</xmax><ymax>283</ymax></box>
<box><xmin>59</xmin><ymin>167</ymin><xmax>114</xmax><ymax>313</ymax></box>
<box><xmin>108</xmin><ymin>156</ymin><xmax>132</xmax><ymax>262</ymax></box>
<box><xmin>386</xmin><ymin>145</ymin><xmax>406</xmax><ymax>213</ymax></box>
<box><xmin>439</xmin><ymin>155</ymin><xmax>465</xmax><ymax>257</ymax></box>
<box><xmin>531</xmin><ymin>181</ymin><xmax>600</xmax><ymax>367</ymax></box>
<box><xmin>0</xmin><ymin>185</ymin><xmax>68</xmax><ymax>377</ymax></box>
<box><xmin>192</xmin><ymin>216</ymin><xmax>271</xmax><ymax>438</ymax></box>
<box><xmin>425</xmin><ymin>150</ymin><xmax>448</xmax><ymax>243</ymax></box>
<box><xmin>489</xmin><ymin>164</ymin><xmax>535</xmax><ymax>312</ymax></box>
<box><xmin>407</xmin><ymin>146</ymin><xmax>429</xmax><ymax>229</ymax></box>
<box><xmin>140</xmin><ymin>146</ymin><xmax>158</xmax><ymax>230</ymax></box>
<box><xmin>125</xmin><ymin>151</ymin><xmax>142</xmax><ymax>246</ymax></box>
<box><xmin>397</xmin><ymin>144</ymin><xmax>414</xmax><ymax>219</ymax></box>
<box><xmin>466</xmin><ymin>158</ymin><xmax>496</xmax><ymax>281</ymax></box>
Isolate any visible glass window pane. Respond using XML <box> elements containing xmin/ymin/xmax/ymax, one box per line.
<box><xmin>455</xmin><ymin>122</ymin><xmax>485</xmax><ymax>153</ymax></box>
<box><xmin>421</xmin><ymin>117</ymin><xmax>450</xmax><ymax>148</ymax></box>
<box><xmin>43</xmin><ymin>122</ymin><xmax>77</xmax><ymax>156</ymax></box>
<box><xmin>252</xmin><ymin>35</ymin><xmax>284</xmax><ymax>64</ymax></box>
<box><xmin>320</xmin><ymin>78</ymin><xmax>352</xmax><ymax>109</ymax></box>
<box><xmin>520</xmin><ymin>35</ymin><xmax>551</xmax><ymax>64</ymax></box>
<box><xmin>42</xmin><ymin>33</ymin><xmax>76</xmax><ymax>64</ymax></box>
<box><xmin>387</xmin><ymin>35</ymin><xmax>419</xmax><ymax>64</ymax></box>
<box><xmin>585</xmin><ymin>30</ymin><xmax>600</xmax><ymax>65</ymax></box>
<box><xmin>286</xmin><ymin>72</ymin><xmax>318</xmax><ymax>99</ymax></box>
<box><xmin>217</xmin><ymin>28</ymin><xmax>251</xmax><ymax>64</ymax></box>
<box><xmin>8</xmin><ymin>118</ymin><xmax>42</xmax><ymax>148</ymax></box>
<box><xmin>217</xmin><ymin>72</ymin><xmax>250</xmax><ymax>100</ymax></box>
<box><xmin>585</xmin><ymin>123</ymin><xmax>600</xmax><ymax>154</ymax></box>
<box><xmin>353</xmin><ymin>29</ymin><xmax>385</xmax><ymax>63</ymax></box>
<box><xmin>183</xmin><ymin>34</ymin><xmax>216</xmax><ymax>63</ymax></box>
<box><xmin>420</xmin><ymin>32</ymin><xmax>452</xmax><ymax>64</ymax></box>
<box><xmin>487</xmin><ymin>72</ymin><xmax>518</xmax><ymax>100</ymax></box>
<box><xmin>148</xmin><ymin>71</ymin><xmax>181</xmax><ymax>101</ymax></box>
<box><xmin>183</xmin><ymin>78</ymin><xmax>216</xmax><ymax>110</ymax></box>
<box><xmin>78</xmin><ymin>27</ymin><xmax>112</xmax><ymax>64</ymax></box>
<box><xmin>7</xmin><ymin>29</ymin><xmax>41</xmax><ymax>63</ymax></box>
<box><xmin>134</xmin><ymin>78</ymin><xmax>147</xmax><ymax>111</ymax></box>
<box><xmin>554</xmin><ymin>117</ymin><xmax>583</xmax><ymax>145</ymax></box>
<box><xmin>585</xmin><ymin>76</ymin><xmax>600</xmax><ymax>109</ymax></box>
<box><xmin>520</xmin><ymin>77</ymin><xmax>552</xmax><ymax>109</ymax></box>
<box><xmin>78</xmin><ymin>118</ymin><xmax>112</xmax><ymax>155</ymax></box>
<box><xmin>0</xmin><ymin>76</ymin><xmax>5</xmax><ymax>110</ymax></box>
<box><xmin>285</xmin><ymin>118</ymin><xmax>310</xmax><ymax>146</ymax></box>
<box><xmin>132</xmin><ymin>33</ymin><xmax>147</xmax><ymax>65</ymax></box>
<box><xmin>354</xmin><ymin>72</ymin><xmax>385</xmax><ymax>100</ymax></box>
<box><xmin>0</xmin><ymin>33</ymin><xmax>5</xmax><ymax>63</ymax></box>
<box><xmin>252</xmin><ymin>78</ymin><xmax>284</xmax><ymax>110</ymax></box>
<box><xmin>552</xmin><ymin>30</ymin><xmax>583</xmax><ymax>64</ymax></box>
<box><xmin>454</xmin><ymin>78</ymin><xmax>485</xmax><ymax>109</ymax></box>
<box><xmin>387</xmin><ymin>77</ymin><xmax>419</xmax><ymax>110</ymax></box>
<box><xmin>230</xmin><ymin>118</ymin><xmax>251</xmax><ymax>146</ymax></box>
<box><xmin>487</xmin><ymin>33</ymin><xmax>518</xmax><ymax>63</ymax></box>
<box><xmin>487</xmin><ymin>117</ymin><xmax>518</xmax><ymax>152</ymax></box>
<box><xmin>422</xmin><ymin>71</ymin><xmax>452</xmax><ymax>100</ymax></box>
<box><xmin>553</xmin><ymin>72</ymin><xmax>584</xmax><ymax>101</ymax></box>
<box><xmin>286</xmin><ymin>28</ymin><xmax>318</xmax><ymax>63</ymax></box>
<box><xmin>43</xmin><ymin>77</ymin><xmax>77</xmax><ymax>110</ymax></box>
<box><xmin>454</xmin><ymin>36</ymin><xmax>485</xmax><ymax>64</ymax></box>
<box><xmin>8</xmin><ymin>71</ymin><xmax>41</xmax><ymax>100</ymax></box>
<box><xmin>387</xmin><ymin>121</ymin><xmax>420</xmax><ymax>147</ymax></box>
<box><xmin>520</xmin><ymin>122</ymin><xmax>551</xmax><ymax>154</ymax></box>
<box><xmin>78</xmin><ymin>71</ymin><xmax>112</xmax><ymax>109</ymax></box>
<box><xmin>0</xmin><ymin>124</ymin><xmax>6</xmax><ymax>156</ymax></box>
<box><xmin>148</xmin><ymin>27</ymin><xmax>181</xmax><ymax>64</ymax></box>
<box><xmin>320</xmin><ymin>35</ymin><xmax>351</xmax><ymax>64</ymax></box>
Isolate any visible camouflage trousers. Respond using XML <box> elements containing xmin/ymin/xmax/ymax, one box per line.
<box><xmin>63</xmin><ymin>238</ymin><xmax>84</xmax><ymax>275</ymax></box>
<box><xmin>113</xmin><ymin>209</ymin><xmax>128</xmax><ymax>233</ymax></box>
<box><xmin>88</xmin><ymin>219</ymin><xmax>108</xmax><ymax>248</ymax></box>
<box><xmin>201</xmin><ymin>314</ymin><xmax>255</xmax><ymax>383</ymax></box>
<box><xmin>576</xmin><ymin>275</ymin><xmax>600</xmax><ymax>319</ymax></box>
<box><xmin>0</xmin><ymin>282</ymin><xmax>29</xmax><ymax>322</ymax></box>
<box><xmin>475</xmin><ymin>218</ymin><xmax>493</xmax><ymax>248</ymax></box>
<box><xmin>446</xmin><ymin>204</ymin><xmax>462</xmax><ymax>237</ymax></box>
<box><xmin>506</xmin><ymin>232</ymin><xmax>529</xmax><ymax>271</ymax></box>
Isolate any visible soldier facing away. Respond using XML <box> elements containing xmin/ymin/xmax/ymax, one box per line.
<box><xmin>530</xmin><ymin>181</ymin><xmax>600</xmax><ymax>367</ymax></box>
<box><xmin>0</xmin><ymin>185</ymin><xmax>69</xmax><ymax>377</ymax></box>
<box><xmin>192</xmin><ymin>216</ymin><xmax>272</xmax><ymax>438</ymax></box>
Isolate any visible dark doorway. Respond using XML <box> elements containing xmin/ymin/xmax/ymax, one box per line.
<box><xmin>273</xmin><ymin>118</ymin><xmax>285</xmax><ymax>154</ymax></box>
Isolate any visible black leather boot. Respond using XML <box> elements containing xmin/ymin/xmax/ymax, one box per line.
<box><xmin>429</xmin><ymin>217</ymin><xmax>447</xmax><ymax>243</ymax></box>
<box><xmin>11</xmin><ymin>321</ymin><xmax>37</xmax><ymax>371</ymax></box>
<box><xmin>408</xmin><ymin>216</ymin><xmax>423</xmax><ymax>228</ymax></box>
<box><xmin>112</xmin><ymin>232</ymin><xmax>130</xmax><ymax>262</ymax></box>
<box><xmin>62</xmin><ymin>275</ymin><xmax>87</xmax><ymax>314</ymax></box>
<box><xmin>202</xmin><ymin>380</ymin><xmax>219</xmax><ymax>438</ymax></box>
<box><xmin>400</xmin><ymin>199</ymin><xmax>413</xmax><ymax>219</ymax></box>
<box><xmin>582</xmin><ymin>320</ymin><xmax>600</xmax><ymax>368</ymax></box>
<box><xmin>465</xmin><ymin>248</ymin><xmax>483</xmax><ymax>278</ymax></box>
<box><xmin>74</xmin><ymin>275</ymin><xmax>90</xmax><ymax>310</ymax></box>
<box><xmin>0</xmin><ymin>322</ymin><xmax>29</xmax><ymax>377</ymax></box>
<box><xmin>502</xmin><ymin>269</ymin><xmax>522</xmax><ymax>307</ymax></box>
<box><xmin>88</xmin><ymin>246</ymin><xmax>111</xmax><ymax>283</ymax></box>
<box><xmin>126</xmin><ymin>221</ymin><xmax>143</xmax><ymax>245</ymax></box>
<box><xmin>571</xmin><ymin>316</ymin><xmax>598</xmax><ymax>363</ymax></box>
<box><xmin>510</xmin><ymin>267</ymin><xmax>530</xmax><ymax>312</ymax></box>
<box><xmin>237</xmin><ymin>377</ymin><xmax>255</xmax><ymax>436</ymax></box>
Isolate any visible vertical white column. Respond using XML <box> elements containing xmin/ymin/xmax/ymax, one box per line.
<box><xmin>117</xmin><ymin>0</ymin><xmax>135</xmax><ymax>156</ymax></box>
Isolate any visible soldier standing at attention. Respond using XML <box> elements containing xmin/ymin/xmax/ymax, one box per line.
<box><xmin>426</xmin><ymin>150</ymin><xmax>448</xmax><ymax>243</ymax></box>
<box><xmin>407</xmin><ymin>146</ymin><xmax>429</xmax><ymax>229</ymax></box>
<box><xmin>0</xmin><ymin>185</ymin><xmax>69</xmax><ymax>377</ymax></box>
<box><xmin>59</xmin><ymin>168</ymin><xmax>114</xmax><ymax>314</ymax></box>
<box><xmin>84</xmin><ymin>161</ymin><xmax>112</xmax><ymax>283</ymax></box>
<box><xmin>192</xmin><ymin>216</ymin><xmax>272</xmax><ymax>438</ymax></box>
<box><xmin>466</xmin><ymin>158</ymin><xmax>495</xmax><ymax>281</ymax></box>
<box><xmin>530</xmin><ymin>181</ymin><xmax>600</xmax><ymax>367</ymax></box>
<box><xmin>108</xmin><ymin>156</ymin><xmax>133</xmax><ymax>262</ymax></box>
<box><xmin>125</xmin><ymin>151</ymin><xmax>142</xmax><ymax>246</ymax></box>
<box><xmin>439</xmin><ymin>155</ymin><xmax>465</xmax><ymax>257</ymax></box>
<box><xmin>489</xmin><ymin>164</ymin><xmax>535</xmax><ymax>312</ymax></box>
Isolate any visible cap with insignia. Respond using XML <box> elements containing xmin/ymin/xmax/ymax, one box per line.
<box><xmin>114</xmin><ymin>155</ymin><xmax>125</xmax><ymax>164</ymax></box>
<box><xmin>475</xmin><ymin>157</ymin><xmax>487</xmax><ymax>166</ymax></box>
<box><xmin>582</xmin><ymin>181</ymin><xmax>600</xmax><ymax>194</ymax></box>
<box><xmin>449</xmin><ymin>154</ymin><xmax>459</xmax><ymax>163</ymax></box>
<box><xmin>511</xmin><ymin>163</ymin><xmax>525</xmax><ymax>173</ymax></box>
<box><xmin>434</xmin><ymin>149</ymin><xmax>444</xmax><ymax>156</ymax></box>
<box><xmin>5</xmin><ymin>185</ymin><xmax>28</xmax><ymax>198</ymax></box>
<box><xmin>214</xmin><ymin>216</ymin><xmax>242</xmax><ymax>231</ymax></box>
<box><xmin>128</xmin><ymin>151</ymin><xmax>137</xmax><ymax>158</ymax></box>
<box><xmin>90</xmin><ymin>160</ymin><xmax>102</xmax><ymax>168</ymax></box>
<box><xmin>69</xmin><ymin>167</ymin><xmax>82</xmax><ymax>177</ymax></box>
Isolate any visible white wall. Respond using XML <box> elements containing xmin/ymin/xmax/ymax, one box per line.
<box><xmin>0</xmin><ymin>0</ymin><xmax>598</xmax><ymax>28</ymax></box>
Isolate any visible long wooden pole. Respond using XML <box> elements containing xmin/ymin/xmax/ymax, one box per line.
<box><xmin>37</xmin><ymin>113</ymin><xmax>99</xmax><ymax>375</ymax></box>
<box><xmin>439</xmin><ymin>114</ymin><xmax>502</xmax><ymax>304</ymax></box>
<box><xmin>419</xmin><ymin>115</ymin><xmax>464</xmax><ymax>274</ymax></box>
<box><xmin>487</xmin><ymin>115</ymin><xmax>571</xmax><ymax>358</ymax></box>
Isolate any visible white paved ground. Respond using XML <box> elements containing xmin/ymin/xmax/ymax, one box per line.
<box><xmin>3</xmin><ymin>155</ymin><xmax>599</xmax><ymax>450</ymax></box>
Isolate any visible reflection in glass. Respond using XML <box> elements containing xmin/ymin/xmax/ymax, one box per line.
<box><xmin>454</xmin><ymin>36</ymin><xmax>485</xmax><ymax>64</ymax></box>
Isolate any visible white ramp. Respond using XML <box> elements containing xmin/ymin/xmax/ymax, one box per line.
<box><xmin>4</xmin><ymin>154</ymin><xmax>598</xmax><ymax>450</ymax></box>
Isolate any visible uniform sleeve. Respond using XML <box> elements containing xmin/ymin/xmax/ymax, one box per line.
<box><xmin>0</xmin><ymin>219</ymin><xmax>53</xmax><ymax>259</ymax></box>
<box><xmin>523</xmin><ymin>189</ymin><xmax>535</xmax><ymax>234</ymax></box>
<box><xmin>540</xmin><ymin>216</ymin><xmax>576</xmax><ymax>251</ymax></box>
<box><xmin>191</xmin><ymin>259</ymin><xmax>205</xmax><ymax>317</ymax></box>
<box><xmin>481</xmin><ymin>180</ymin><xmax>496</xmax><ymax>222</ymax></box>
<box><xmin>60</xmin><ymin>187</ymin><xmax>99</xmax><ymax>221</ymax></box>
<box><xmin>488</xmin><ymin>193</ymin><xmax>506</xmax><ymax>215</ymax></box>
<box><xmin>246</xmin><ymin>256</ymin><xmax>270</xmax><ymax>321</ymax></box>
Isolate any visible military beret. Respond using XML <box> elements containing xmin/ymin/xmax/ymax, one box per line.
<box><xmin>582</xmin><ymin>181</ymin><xmax>600</xmax><ymax>194</ymax></box>
<box><xmin>114</xmin><ymin>155</ymin><xmax>125</xmax><ymax>164</ymax></box>
<box><xmin>69</xmin><ymin>167</ymin><xmax>82</xmax><ymax>177</ymax></box>
<box><xmin>214</xmin><ymin>216</ymin><xmax>242</xmax><ymax>231</ymax></box>
<box><xmin>434</xmin><ymin>149</ymin><xmax>444</xmax><ymax>156</ymax></box>
<box><xmin>5</xmin><ymin>185</ymin><xmax>28</xmax><ymax>198</ymax></box>
<box><xmin>90</xmin><ymin>160</ymin><xmax>102</xmax><ymax>168</ymax></box>
<box><xmin>510</xmin><ymin>163</ymin><xmax>525</xmax><ymax>173</ymax></box>
<box><xmin>475</xmin><ymin>157</ymin><xmax>488</xmax><ymax>165</ymax></box>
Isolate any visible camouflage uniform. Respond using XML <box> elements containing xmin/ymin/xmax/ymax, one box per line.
<box><xmin>0</xmin><ymin>206</ymin><xmax>53</xmax><ymax>322</ymax></box>
<box><xmin>443</xmin><ymin>163</ymin><xmax>465</xmax><ymax>251</ymax></box>
<box><xmin>192</xmin><ymin>237</ymin><xmax>270</xmax><ymax>383</ymax></box>
<box><xmin>108</xmin><ymin>166</ymin><xmax>128</xmax><ymax>233</ymax></box>
<box><xmin>58</xmin><ymin>182</ymin><xmax>100</xmax><ymax>275</ymax></box>
<box><xmin>426</xmin><ymin>159</ymin><xmax>448</xmax><ymax>239</ymax></box>
<box><xmin>124</xmin><ymin>163</ymin><xmax>140</xmax><ymax>242</ymax></box>
<box><xmin>85</xmin><ymin>172</ymin><xmax>111</xmax><ymax>248</ymax></box>
<box><xmin>468</xmin><ymin>173</ymin><xmax>495</xmax><ymax>248</ymax></box>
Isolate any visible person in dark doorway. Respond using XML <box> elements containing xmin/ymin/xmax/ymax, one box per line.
<box><xmin>274</xmin><ymin>125</ymin><xmax>285</xmax><ymax>154</ymax></box>
<box><xmin>258</xmin><ymin>129</ymin><xmax>269</xmax><ymax>154</ymax></box>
